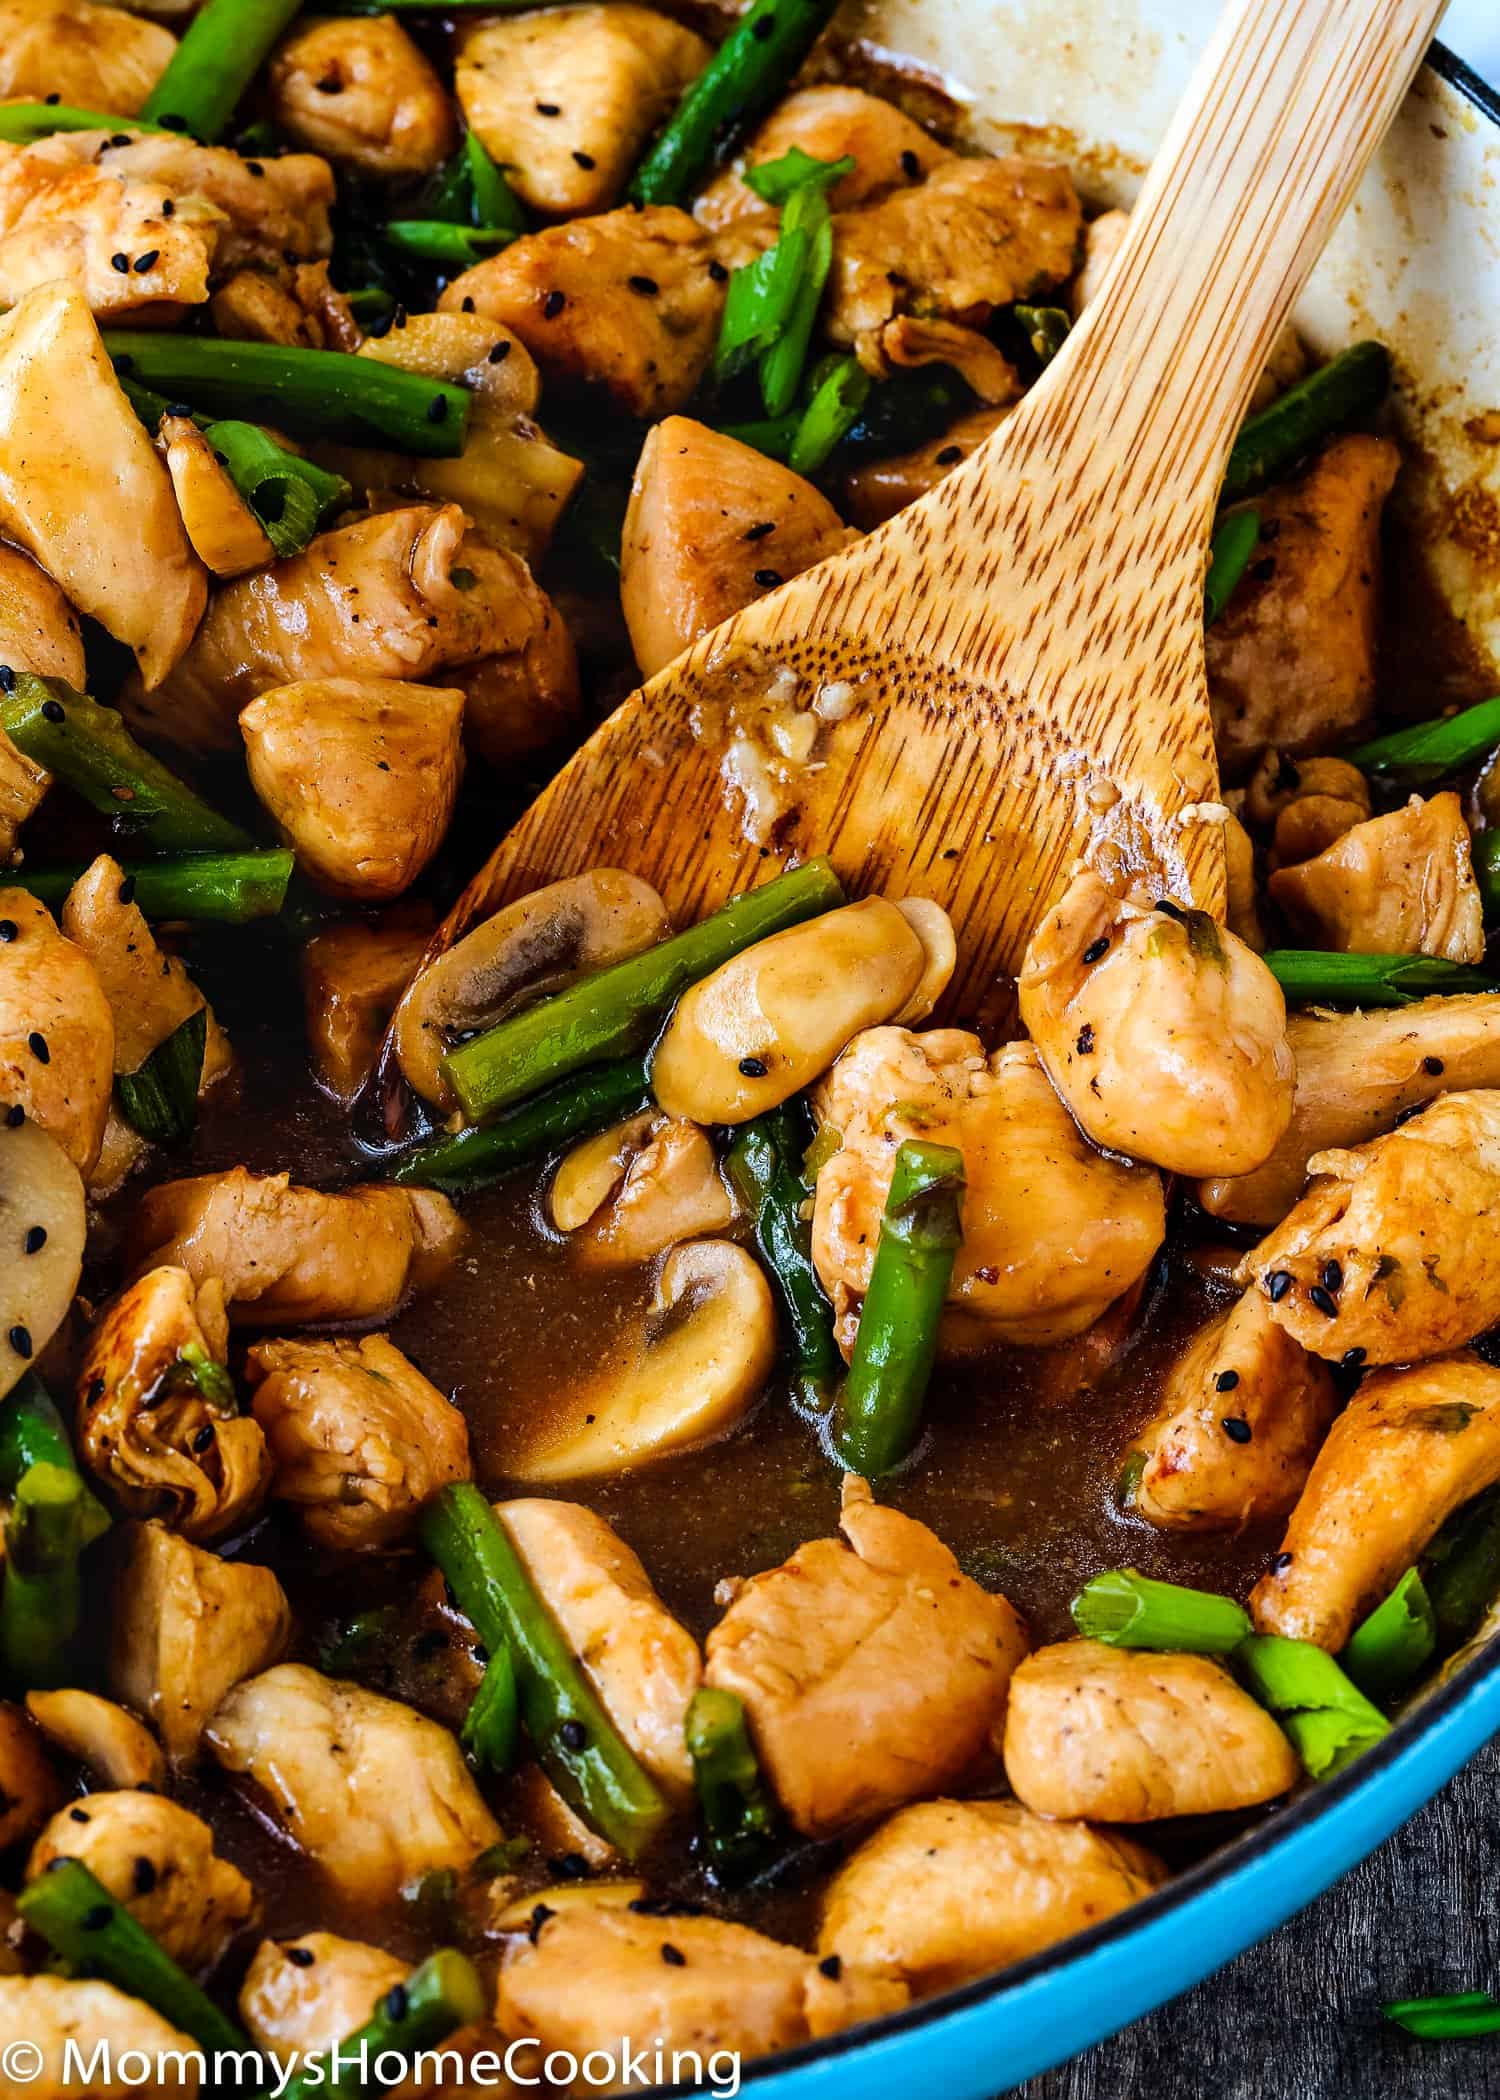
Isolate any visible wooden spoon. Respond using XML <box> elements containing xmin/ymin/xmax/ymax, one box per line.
<box><xmin>425</xmin><ymin>0</ymin><xmax>1443</xmax><ymax>1028</ymax></box>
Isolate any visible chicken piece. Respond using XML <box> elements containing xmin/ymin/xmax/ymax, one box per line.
<box><xmin>0</xmin><ymin>284</ymin><xmax>205</xmax><ymax>688</ymax></box>
<box><xmin>1018</xmin><ymin>869</ymin><xmax>1295</xmax><ymax>1179</ymax></box>
<box><xmin>0</xmin><ymin>724</ymin><xmax>47</xmax><ymax>866</ymax></box>
<box><xmin>439</xmin><ymin>207</ymin><xmax>727</xmax><ymax>419</ymax></box>
<box><xmin>496</xmin><ymin>1499</ymin><xmax>701</xmax><ymax>1797</ymax></box>
<box><xmin>620</xmin><ymin>418</ymin><xmax>852</xmax><ymax>679</ymax></box>
<box><xmin>108</xmin><ymin>1520</ymin><xmax>291</xmax><ymax>1766</ymax></box>
<box><xmin>300</xmin><ymin>914</ymin><xmax>431</xmax><ymax>1103</ymax></box>
<box><xmin>0</xmin><ymin>1979</ymin><xmax>200</xmax><ymax>2097</ymax></box>
<box><xmin>1239</xmin><ymin>1090</ymin><xmax>1500</xmax><ymax>1363</ymax></box>
<box><xmin>812</xmin><ymin>1030</ymin><xmax>1164</xmax><ymax>1352</ymax></box>
<box><xmin>79</xmin><ymin>1267</ymin><xmax>269</xmax><ymax>1542</ymax></box>
<box><xmin>841</xmin><ymin>406</ymin><xmax>1010</xmax><ymax>530</ymax></box>
<box><xmin>240</xmin><ymin>1933</ymin><xmax>410</xmax><ymax>2061</ymax></box>
<box><xmin>206</xmin><ymin>1665</ymin><xmax>501</xmax><ymax>1903</ymax></box>
<box><xmin>696</xmin><ymin>84</ymin><xmax>951</xmax><ymax>231</ymax></box>
<box><xmin>130</xmin><ymin>1168</ymin><xmax>464</xmax><ymax>1328</ymax></box>
<box><xmin>27</xmin><ymin>1791</ymin><xmax>259</xmax><ymax>1970</ymax></box>
<box><xmin>866</xmin><ymin>313</ymin><xmax>1023</xmax><ymax>401</ymax></box>
<box><xmin>241</xmin><ymin>677</ymin><xmax>464</xmax><ymax>901</ymax></box>
<box><xmin>1206</xmin><ymin>434</ymin><xmax>1401</xmax><ymax>775</ymax></box>
<box><xmin>1002</xmin><ymin>1641</ymin><xmax>1300</xmax><ymax>1821</ymax></box>
<box><xmin>1222</xmin><ymin>811</ymin><xmax>1266</xmax><ymax>951</ymax></box>
<box><xmin>705</xmin><ymin>1476</ymin><xmax>1027</xmax><ymax>1835</ymax></box>
<box><xmin>0</xmin><ymin>886</ymin><xmax>113</xmax><ymax>1176</ymax></box>
<box><xmin>457</xmin><ymin>7</ymin><xmax>709</xmax><ymax>219</ymax></box>
<box><xmin>0</xmin><ymin>0</ymin><xmax>175</xmax><ymax>114</ymax></box>
<box><xmin>1202</xmin><ymin>995</ymin><xmax>1500</xmax><ymax>1227</ymax></box>
<box><xmin>32</xmin><ymin>131</ymin><xmax>336</xmax><ymax>273</ymax></box>
<box><xmin>130</xmin><ymin>503</ymin><xmax>576</xmax><ymax>767</ymax></box>
<box><xmin>211</xmin><ymin>261</ymin><xmax>360</xmax><ymax>352</ymax></box>
<box><xmin>568</xmin><ymin>1115</ymin><xmax>737</xmax><ymax>1267</ymax></box>
<box><xmin>0</xmin><ymin>133</ymin><xmax>220</xmax><ymax>317</ymax></box>
<box><xmin>269</xmin><ymin>16</ymin><xmax>455</xmax><ymax>178</ymax></box>
<box><xmin>0</xmin><ymin>541</ymin><xmax>85</xmax><ymax>685</ymax></box>
<box><xmin>1269</xmin><ymin>791</ymin><xmax>1485</xmax><ymax>962</ymax></box>
<box><xmin>1253</xmin><ymin>1354</ymin><xmax>1500</xmax><ymax>1648</ymax></box>
<box><xmin>826</xmin><ymin>156</ymin><xmax>1081</xmax><ymax>376</ymax></box>
<box><xmin>24</xmin><ymin>1689</ymin><xmax>165</xmax><ymax>1792</ymax></box>
<box><xmin>497</xmin><ymin>1905</ymin><xmax>907</xmax><ymax>2081</ymax></box>
<box><xmin>246</xmin><ymin>1334</ymin><xmax>470</xmax><ymax>1551</ymax></box>
<box><xmin>1131</xmin><ymin>1287</ymin><xmax>1338</xmax><ymax>1531</ymax></box>
<box><xmin>1244</xmin><ymin>749</ymin><xmax>1372</xmax><ymax>869</ymax></box>
<box><xmin>0</xmin><ymin>1702</ymin><xmax>62</xmax><ymax>1851</ymax></box>
<box><xmin>818</xmin><ymin>1799</ymin><xmax>1166</xmax><ymax>1995</ymax></box>
<box><xmin>157</xmin><ymin>413</ymin><xmax>275</xmax><ymax>578</ymax></box>
<box><xmin>62</xmin><ymin>854</ymin><xmax>233</xmax><ymax>1086</ymax></box>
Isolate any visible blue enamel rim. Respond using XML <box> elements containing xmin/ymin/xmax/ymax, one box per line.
<box><xmin>650</xmin><ymin>39</ymin><xmax>1500</xmax><ymax>2100</ymax></box>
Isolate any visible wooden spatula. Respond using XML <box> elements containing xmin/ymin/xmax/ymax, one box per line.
<box><xmin>430</xmin><ymin>0</ymin><xmax>1443</xmax><ymax>1023</ymax></box>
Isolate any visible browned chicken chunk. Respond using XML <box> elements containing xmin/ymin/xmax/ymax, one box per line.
<box><xmin>1002</xmin><ymin>1641</ymin><xmax>1300</xmax><ymax>1821</ymax></box>
<box><xmin>24</xmin><ymin>1689</ymin><xmax>165</xmax><ymax>1792</ymax></box>
<box><xmin>621</xmin><ymin>418</ymin><xmax>852</xmax><ymax>678</ymax></box>
<box><xmin>27</xmin><ymin>1791</ymin><xmax>259</xmax><ymax>1970</ymax></box>
<box><xmin>1250</xmin><ymin>1353</ymin><xmax>1500</xmax><ymax>1650</ymax></box>
<box><xmin>268</xmin><ymin>17</ymin><xmax>455</xmax><ymax>177</ymax></box>
<box><xmin>456</xmin><ymin>7</ymin><xmax>709</xmax><ymax>218</ymax></box>
<box><xmin>0</xmin><ymin>727</ymin><xmax>48</xmax><ymax>867</ymax></box>
<box><xmin>246</xmin><ymin>1334</ymin><xmax>471</xmax><ymax>1550</ymax></box>
<box><xmin>818</xmin><ymin>1799</ymin><xmax>1166</xmax><ymax>1995</ymax></box>
<box><xmin>1207</xmin><ymin>434</ymin><xmax>1401</xmax><ymax>775</ymax></box>
<box><xmin>1200</xmin><ymin>995</ymin><xmax>1500</xmax><ymax>1227</ymax></box>
<box><xmin>1238</xmin><ymin>1090</ymin><xmax>1500</xmax><ymax>1363</ymax></box>
<box><xmin>1018</xmin><ymin>869</ymin><xmax>1295</xmax><ymax>1179</ymax></box>
<box><xmin>812</xmin><ymin>1029</ymin><xmax>1165</xmax><ymax>1351</ymax></box>
<box><xmin>240</xmin><ymin>678</ymin><xmax>465</xmax><ymax>901</ymax></box>
<box><xmin>0</xmin><ymin>284</ymin><xmax>205</xmax><ymax>690</ymax></box>
<box><xmin>0</xmin><ymin>885</ymin><xmax>112</xmax><ymax>1175</ymax></box>
<box><xmin>1244</xmin><ymin>749</ymin><xmax>1372</xmax><ymax>869</ymax></box>
<box><xmin>130</xmin><ymin>1168</ymin><xmax>464</xmax><ymax>1327</ymax></box>
<box><xmin>0</xmin><ymin>541</ymin><xmax>85</xmax><ymax>685</ymax></box>
<box><xmin>206</xmin><ymin>1665</ymin><xmax>501</xmax><ymax>1903</ymax></box>
<box><xmin>841</xmin><ymin>406</ymin><xmax>1010</xmax><ymax>529</ymax></box>
<box><xmin>129</xmin><ymin>503</ymin><xmax>576</xmax><ymax>766</ymax></box>
<box><xmin>108</xmin><ymin>1520</ymin><xmax>291</xmax><ymax>1766</ymax></box>
<box><xmin>211</xmin><ymin>260</ymin><xmax>359</xmax><ymax>351</ymax></box>
<box><xmin>1131</xmin><ymin>1288</ymin><xmax>1338</xmax><ymax>1530</ymax></box>
<box><xmin>0</xmin><ymin>1703</ymin><xmax>62</xmax><ymax>1851</ymax></box>
<box><xmin>78</xmin><ymin>1267</ymin><xmax>270</xmax><ymax>1542</ymax></box>
<box><xmin>555</xmin><ymin>1112</ymin><xmax>737</xmax><ymax>1266</ymax></box>
<box><xmin>50</xmin><ymin>131</ymin><xmax>335</xmax><ymax>271</ymax></box>
<box><xmin>240</xmin><ymin>1933</ymin><xmax>410</xmax><ymax>2061</ymax></box>
<box><xmin>497</xmin><ymin>1906</ymin><xmax>907</xmax><ymax>2081</ymax></box>
<box><xmin>696</xmin><ymin>84</ymin><xmax>951</xmax><ymax>229</ymax></box>
<box><xmin>439</xmin><ymin>206</ymin><xmax>728</xmax><ymax>418</ymax></box>
<box><xmin>0</xmin><ymin>1979</ymin><xmax>200</xmax><ymax>2097</ymax></box>
<box><xmin>157</xmin><ymin>413</ymin><xmax>275</xmax><ymax>579</ymax></box>
<box><xmin>704</xmin><ymin>1476</ymin><xmax>1028</xmax><ymax>1836</ymax></box>
<box><xmin>0</xmin><ymin>0</ymin><xmax>175</xmax><ymax>114</ymax></box>
<box><xmin>1269</xmin><ymin>791</ymin><xmax>1485</xmax><ymax>962</ymax></box>
<box><xmin>300</xmin><ymin>914</ymin><xmax>432</xmax><ymax>1103</ymax></box>
<box><xmin>496</xmin><ymin>1499</ymin><xmax>701</xmax><ymax>1797</ymax></box>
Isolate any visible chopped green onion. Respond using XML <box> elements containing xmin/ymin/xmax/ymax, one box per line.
<box><xmin>1071</xmin><ymin>1569</ymin><xmax>1253</xmax><ymax>1653</ymax></box>
<box><xmin>789</xmin><ymin>355</ymin><xmax>871</xmax><ymax>476</ymax></box>
<box><xmin>1235</xmin><ymin>1632</ymin><xmax>1390</xmax><ymax>1778</ymax></box>
<box><xmin>390</xmin><ymin>1058</ymin><xmax>653</xmax><ymax>1196</ymax></box>
<box><xmin>1013</xmin><ymin>302</ymin><xmax>1071</xmax><ymax>367</ymax></box>
<box><xmin>116</xmin><ymin>1009</ymin><xmax>208</xmax><ymax>1148</ymax></box>
<box><xmin>715</xmin><ymin>153</ymin><xmax>851</xmax><ymax>415</ymax></box>
<box><xmin>1341</xmin><ymin>1567</ymin><xmax>1436</xmax><ymax>1701</ymax></box>
<box><xmin>758</xmin><ymin>193</ymin><xmax>834</xmax><ymax>417</ymax></box>
<box><xmin>716</xmin><ymin>411</ymin><xmax>799</xmax><ymax>462</ymax></box>
<box><xmin>10</xmin><ymin>850</ymin><xmax>294</xmax><ymax>925</ymax></box>
<box><xmin>714</xmin><ymin>227</ymin><xmax>813</xmax><ymax>385</ymax></box>
<box><xmin>1263</xmin><ymin>950</ymin><xmax>1500</xmax><ymax>1008</ymax></box>
<box><xmin>140</xmin><ymin>0</ymin><xmax>305</xmax><ymax>142</ymax></box>
<box><xmin>1205</xmin><ymin>507</ymin><xmax>1261</xmax><ymax>624</ymax></box>
<box><xmin>686</xmin><ymin>1686</ymin><xmax>780</xmax><ymax>1883</ymax></box>
<box><xmin>0</xmin><ymin>103</ymin><xmax>172</xmax><ymax>143</ymax></box>
<box><xmin>381</xmin><ymin>220</ymin><xmax>515</xmax><ymax>270</ymax></box>
<box><xmin>203</xmin><ymin>421</ymin><xmax>350</xmax><ymax>558</ymax></box>
<box><xmin>179</xmin><ymin>1341</ymin><xmax>235</xmax><ymax>1408</ymax></box>
<box><xmin>1221</xmin><ymin>341</ymin><xmax>1391</xmax><ymax>503</ymax></box>
<box><xmin>743</xmin><ymin>147</ymin><xmax>855</xmax><ymax>207</ymax></box>
<box><xmin>1349</xmin><ymin>695</ymin><xmax>1500</xmax><ymax>786</ymax></box>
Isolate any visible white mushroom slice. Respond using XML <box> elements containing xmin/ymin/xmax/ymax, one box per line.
<box><xmin>549</xmin><ymin>1111</ymin><xmax>657</xmax><ymax>1233</ymax></box>
<box><xmin>890</xmin><ymin>898</ymin><xmax>957</xmax><ymax>1023</ymax></box>
<box><xmin>0</xmin><ymin>1117</ymin><xmax>85</xmax><ymax>1401</ymax></box>
<box><xmin>394</xmin><ymin>871</ymin><xmax>670</xmax><ymax>1112</ymax></box>
<box><xmin>490</xmin><ymin>1880</ymin><xmax>647</xmax><ymax>1930</ymax></box>
<box><xmin>509</xmin><ymin>1242</ymin><xmax>775</xmax><ymax>1481</ymax></box>
<box><xmin>24</xmin><ymin>1690</ymin><xmax>166</xmax><ymax>1792</ymax></box>
<box><xmin>652</xmin><ymin>897</ymin><xmax>954</xmax><ymax>1124</ymax></box>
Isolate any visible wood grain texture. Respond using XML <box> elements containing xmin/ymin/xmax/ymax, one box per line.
<box><xmin>1018</xmin><ymin>1741</ymin><xmax>1500</xmax><ymax>2100</ymax></box>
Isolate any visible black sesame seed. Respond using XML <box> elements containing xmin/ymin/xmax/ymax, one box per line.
<box><xmin>559</xmin><ymin>1718</ymin><xmax>587</xmax><ymax>1751</ymax></box>
<box><xmin>1423</xmin><ymin>1056</ymin><xmax>1445</xmax><ymax>1075</ymax></box>
<box><xmin>134</xmin><ymin>250</ymin><xmax>160</xmax><ymax>273</ymax></box>
<box><xmin>1214</xmin><ymin>1368</ymin><xmax>1240</xmax><ymax>1392</ymax></box>
<box><xmin>752</xmin><ymin>10</ymin><xmax>775</xmax><ymax>33</ymax></box>
<box><xmin>109</xmin><ymin>132</ymin><xmax>132</xmax><ymax>149</ymax></box>
<box><xmin>628</xmin><ymin>274</ymin><xmax>660</xmax><ymax>296</ymax></box>
<box><xmin>661</xmin><ymin>1943</ymin><xmax>687</xmax><ymax>1966</ymax></box>
<box><xmin>87</xmin><ymin>1377</ymin><xmax>104</xmax><ymax>1405</ymax></box>
<box><xmin>287</xmin><ymin>1946</ymin><xmax>315</xmax><ymax>1967</ymax></box>
<box><xmin>753</xmin><ymin>567</ymin><xmax>783</xmax><ymax>588</ymax></box>
<box><xmin>1321</xmin><ymin>1259</ymin><xmax>1343</xmax><ymax>1294</ymax></box>
<box><xmin>162</xmin><ymin>199</ymin><xmax>175</xmax><ymax>216</ymax></box>
<box><xmin>487</xmin><ymin>340</ymin><xmax>511</xmax><ymax>363</ymax></box>
<box><xmin>1221</xmin><ymin>1416</ymin><xmax>1252</xmax><ymax>1444</ymax></box>
<box><xmin>708</xmin><ymin>258</ymin><xmax>729</xmax><ymax>282</ymax></box>
<box><xmin>384</xmin><ymin>1983</ymin><xmax>410</xmax><ymax>2022</ymax></box>
<box><xmin>461</xmin><ymin>295</ymin><xmax>476</xmax><ymax>313</ymax></box>
<box><xmin>1271</xmin><ymin>1551</ymin><xmax>1294</xmax><ymax>1573</ymax></box>
<box><xmin>5</xmin><ymin>1105</ymin><xmax>23</xmax><ymax>1128</ymax></box>
<box><xmin>935</xmin><ymin>444</ymin><xmax>963</xmax><ymax>465</ymax></box>
<box><xmin>1394</xmin><ymin>1102</ymin><xmax>1426</xmax><ymax>1127</ymax></box>
<box><xmin>543</xmin><ymin>290</ymin><xmax>566</xmax><ymax>318</ymax></box>
<box><xmin>246</xmin><ymin>161</ymin><xmax>265</xmax><ymax>178</ymax></box>
<box><xmin>1266</xmin><ymin>1269</ymin><xmax>1293</xmax><ymax>1302</ymax></box>
<box><xmin>110</xmin><ymin>252</ymin><xmax>131</xmax><ymax>273</ymax></box>
<box><xmin>528</xmin><ymin>1903</ymin><xmax>555</xmax><ymax>1941</ymax></box>
<box><xmin>472</xmin><ymin>1644</ymin><xmax>490</xmax><ymax>1666</ymax></box>
<box><xmin>0</xmin><ymin>920</ymin><xmax>16</xmax><ymax>942</ymax></box>
<box><xmin>40</xmin><ymin>699</ymin><xmax>65</xmax><ymax>723</ymax></box>
<box><xmin>553</xmin><ymin>1852</ymin><xmax>589</xmax><ymax>1880</ymax></box>
<box><xmin>24</xmin><ymin>1227</ymin><xmax>46</xmax><ymax>1255</ymax></box>
<box><xmin>425</xmin><ymin>395</ymin><xmax>449</xmax><ymax>423</ymax></box>
<box><xmin>900</xmin><ymin>149</ymin><xmax>922</xmax><ymax>178</ymax></box>
<box><xmin>744</xmin><ymin>521</ymin><xmax>776</xmax><ymax>541</ymax></box>
<box><xmin>8</xmin><ymin>1327</ymin><xmax>31</xmax><ymax>1361</ymax></box>
<box><xmin>1075</xmin><ymin>1023</ymin><xmax>1095</xmax><ymax>1056</ymax></box>
<box><xmin>819</xmin><ymin>1954</ymin><xmax>843</xmax><ymax>1979</ymax></box>
<box><xmin>1308</xmin><ymin>1284</ymin><xmax>1338</xmax><ymax>1317</ymax></box>
<box><xmin>28</xmin><ymin>1032</ymin><xmax>49</xmax><ymax>1064</ymax></box>
<box><xmin>70</xmin><ymin>1807</ymin><xmax>90</xmax><ymax>1823</ymax></box>
<box><xmin>119</xmin><ymin>876</ymin><xmax>137</xmax><ymax>905</ymax></box>
<box><xmin>1341</xmin><ymin>1346</ymin><xmax>1367</xmax><ymax>1370</ymax></box>
<box><xmin>44</xmin><ymin>93</ymin><xmax>60</xmax><ymax>105</ymax></box>
<box><xmin>738</xmin><ymin>1056</ymin><xmax>768</xmax><ymax>1077</ymax></box>
<box><xmin>315</xmin><ymin>74</ymin><xmax>343</xmax><ymax>93</ymax></box>
<box><xmin>573</xmin><ymin>150</ymin><xmax>596</xmax><ymax>169</ymax></box>
<box><xmin>132</xmin><ymin>1857</ymin><xmax>157</xmax><ymax>1895</ymax></box>
<box><xmin>0</xmin><ymin>665</ymin><xmax>13</xmax><ymax>691</ymax></box>
<box><xmin>167</xmin><ymin>403</ymin><xmax>193</xmax><ymax>419</ymax></box>
<box><xmin>1082</xmin><ymin>935</ymin><xmax>1109</xmax><ymax>964</ymax></box>
<box><xmin>192</xmin><ymin>1424</ymin><xmax>215</xmax><ymax>1453</ymax></box>
<box><xmin>535</xmin><ymin>101</ymin><xmax>561</xmax><ymax>116</ymax></box>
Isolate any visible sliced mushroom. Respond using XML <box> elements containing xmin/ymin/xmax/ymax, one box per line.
<box><xmin>549</xmin><ymin>1111</ymin><xmax>658</xmax><ymax>1233</ymax></box>
<box><xmin>0</xmin><ymin>1116</ymin><xmax>85</xmax><ymax>1402</ymax></box>
<box><xmin>653</xmin><ymin>897</ymin><xmax>955</xmax><ymax>1125</ymax></box>
<box><xmin>24</xmin><ymin>1690</ymin><xmax>166</xmax><ymax>1792</ymax></box>
<box><xmin>157</xmin><ymin>414</ymin><xmax>276</xmax><ymax>577</ymax></box>
<box><xmin>394</xmin><ymin>871</ymin><xmax>670</xmax><ymax>1112</ymax></box>
<box><xmin>509</xmin><ymin>1242</ymin><xmax>775</xmax><ymax>1481</ymax></box>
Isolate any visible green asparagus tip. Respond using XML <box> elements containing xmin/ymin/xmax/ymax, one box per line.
<box><xmin>1070</xmin><ymin>1569</ymin><xmax>1253</xmax><ymax>1653</ymax></box>
<box><xmin>1263</xmin><ymin>950</ymin><xmax>1500</xmax><ymax>1009</ymax></box>
<box><xmin>1349</xmin><ymin>694</ymin><xmax>1500</xmax><ymax>786</ymax></box>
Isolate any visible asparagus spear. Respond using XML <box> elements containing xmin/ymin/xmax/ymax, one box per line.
<box><xmin>140</xmin><ymin>0</ymin><xmax>306</xmax><ymax>142</ymax></box>
<box><xmin>0</xmin><ymin>675</ymin><xmax>253</xmax><ymax>854</ymax></box>
<box><xmin>1234</xmin><ymin>1632</ymin><xmax>1390</xmax><ymax>1778</ymax></box>
<box><xmin>420</xmin><ymin>1484</ymin><xmax>670</xmax><ymax>1860</ymax></box>
<box><xmin>105</xmin><ymin>335</ymin><xmax>470</xmax><ymax>458</ymax></box>
<box><xmin>726</xmin><ymin>1103</ymin><xmax>841</xmax><ymax>1414</ymax></box>
<box><xmin>1263</xmin><ymin>950</ymin><xmax>1500</xmax><ymax>1008</ymax></box>
<box><xmin>629</xmin><ymin>0</ymin><xmax>843</xmax><ymax>207</ymax></box>
<box><xmin>12</xmin><ymin>850</ymin><xmax>294</xmax><ymax>924</ymax></box>
<box><xmin>0</xmin><ymin>1462</ymin><xmax>90</xmax><ymax>1688</ymax></box>
<box><xmin>1220</xmin><ymin>341</ymin><xmax>1391</xmax><ymax>503</ymax></box>
<box><xmin>833</xmin><ymin>1140</ymin><xmax>965</xmax><ymax>1477</ymax></box>
<box><xmin>274</xmin><ymin>1948</ymin><xmax>486</xmax><ymax>2100</ymax></box>
<box><xmin>381</xmin><ymin>222</ymin><xmax>515</xmax><ymax>271</ymax></box>
<box><xmin>0</xmin><ymin>1375</ymin><xmax>107</xmax><ymax>1527</ymax></box>
<box><xmin>1070</xmin><ymin>1569</ymin><xmax>1253</xmax><ymax>1654</ymax></box>
<box><xmin>685</xmin><ymin>1687</ymin><xmax>780</xmax><ymax>1882</ymax></box>
<box><xmin>460</xmin><ymin>1644</ymin><xmax>519</xmax><ymax>1780</ymax></box>
<box><xmin>390</xmin><ymin>1058</ymin><xmax>653</xmax><ymax>1195</ymax></box>
<box><xmin>1204</xmin><ymin>507</ymin><xmax>1261</xmax><ymax>624</ymax></box>
<box><xmin>0</xmin><ymin>103</ymin><xmax>173</xmax><ymax>143</ymax></box>
<box><xmin>1349</xmin><ymin>694</ymin><xmax>1500</xmax><ymax>785</ymax></box>
<box><xmin>17</xmin><ymin>1860</ymin><xmax>254</xmax><ymax>2059</ymax></box>
<box><xmin>1341</xmin><ymin>1566</ymin><xmax>1435</xmax><ymax>1702</ymax></box>
<box><xmin>444</xmin><ymin>859</ymin><xmax>844</xmax><ymax>1124</ymax></box>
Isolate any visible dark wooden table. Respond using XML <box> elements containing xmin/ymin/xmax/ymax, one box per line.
<box><xmin>1017</xmin><ymin>1737</ymin><xmax>1500</xmax><ymax>2099</ymax></box>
